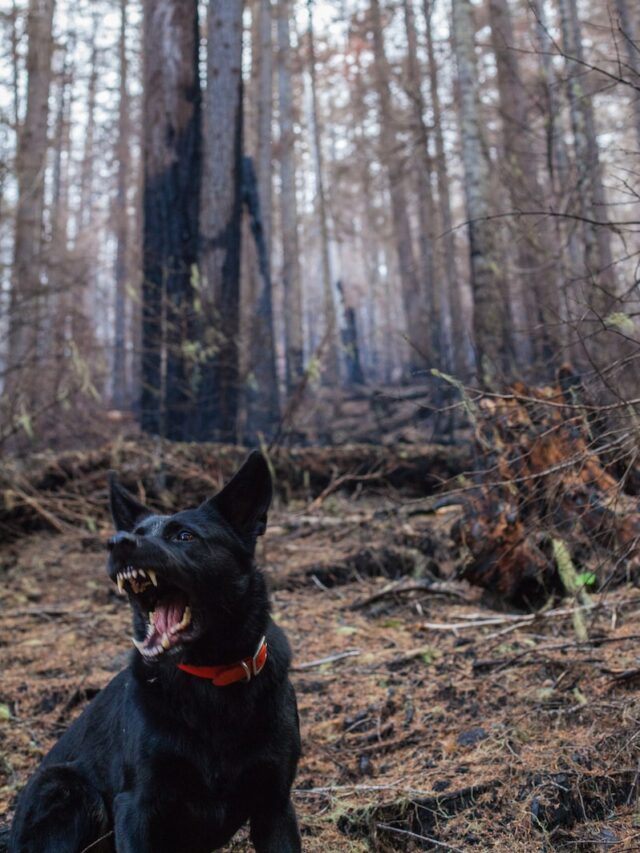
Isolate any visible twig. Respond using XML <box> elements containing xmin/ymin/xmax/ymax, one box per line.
<box><xmin>79</xmin><ymin>831</ymin><xmax>114</xmax><ymax>853</ymax></box>
<box><xmin>9</xmin><ymin>487</ymin><xmax>71</xmax><ymax>533</ymax></box>
<box><xmin>349</xmin><ymin>579</ymin><xmax>470</xmax><ymax>610</ymax></box>
<box><xmin>306</xmin><ymin>468</ymin><xmax>390</xmax><ymax>512</ymax></box>
<box><xmin>422</xmin><ymin>602</ymin><xmax>602</xmax><ymax>632</ymax></box>
<box><xmin>292</xmin><ymin>649</ymin><xmax>361</xmax><ymax>670</ymax></box>
<box><xmin>376</xmin><ymin>823</ymin><xmax>465</xmax><ymax>853</ymax></box>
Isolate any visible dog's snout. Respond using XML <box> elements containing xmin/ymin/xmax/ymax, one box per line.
<box><xmin>108</xmin><ymin>530</ymin><xmax>138</xmax><ymax>553</ymax></box>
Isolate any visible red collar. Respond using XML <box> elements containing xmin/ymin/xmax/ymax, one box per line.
<box><xmin>177</xmin><ymin>636</ymin><xmax>268</xmax><ymax>687</ymax></box>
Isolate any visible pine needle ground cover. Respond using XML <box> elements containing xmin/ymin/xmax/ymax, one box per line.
<box><xmin>2</xmin><ymin>435</ymin><xmax>640</xmax><ymax>850</ymax></box>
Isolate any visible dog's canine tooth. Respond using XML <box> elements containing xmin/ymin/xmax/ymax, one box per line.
<box><xmin>132</xmin><ymin>637</ymin><xmax>145</xmax><ymax>653</ymax></box>
<box><xmin>117</xmin><ymin>575</ymin><xmax>125</xmax><ymax>595</ymax></box>
<box><xmin>148</xmin><ymin>570</ymin><xmax>158</xmax><ymax>587</ymax></box>
<box><xmin>161</xmin><ymin>633</ymin><xmax>170</xmax><ymax>650</ymax></box>
<box><xmin>174</xmin><ymin>606</ymin><xmax>191</xmax><ymax>633</ymax></box>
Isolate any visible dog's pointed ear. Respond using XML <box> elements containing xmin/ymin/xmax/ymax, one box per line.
<box><xmin>108</xmin><ymin>471</ymin><xmax>152</xmax><ymax>532</ymax></box>
<box><xmin>205</xmin><ymin>452</ymin><xmax>272</xmax><ymax>540</ymax></box>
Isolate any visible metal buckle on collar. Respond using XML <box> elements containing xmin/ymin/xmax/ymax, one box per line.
<box><xmin>252</xmin><ymin>636</ymin><xmax>267</xmax><ymax>677</ymax></box>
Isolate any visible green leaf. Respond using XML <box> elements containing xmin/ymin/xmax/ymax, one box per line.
<box><xmin>605</xmin><ymin>312</ymin><xmax>635</xmax><ymax>334</ymax></box>
<box><xmin>0</xmin><ymin>704</ymin><xmax>11</xmax><ymax>721</ymax></box>
<box><xmin>576</xmin><ymin>571</ymin><xmax>597</xmax><ymax>589</ymax></box>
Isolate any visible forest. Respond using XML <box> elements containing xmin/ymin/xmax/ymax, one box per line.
<box><xmin>2</xmin><ymin>0</ymin><xmax>640</xmax><ymax>850</ymax></box>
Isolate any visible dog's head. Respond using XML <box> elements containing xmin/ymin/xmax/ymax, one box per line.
<box><xmin>106</xmin><ymin>452</ymin><xmax>272</xmax><ymax>663</ymax></box>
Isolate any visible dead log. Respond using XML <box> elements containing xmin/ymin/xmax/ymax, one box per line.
<box><xmin>452</xmin><ymin>371</ymin><xmax>640</xmax><ymax>605</ymax></box>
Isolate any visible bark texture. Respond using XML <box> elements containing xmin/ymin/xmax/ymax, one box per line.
<box><xmin>7</xmin><ymin>0</ymin><xmax>56</xmax><ymax>413</ymax></box>
<box><xmin>369</xmin><ymin>0</ymin><xmax>427</xmax><ymax>372</ymax></box>
<box><xmin>489</xmin><ymin>0</ymin><xmax>561</xmax><ymax>372</ymax></box>
<box><xmin>451</xmin><ymin>0</ymin><xmax>508</xmax><ymax>385</ymax></box>
<box><xmin>245</xmin><ymin>0</ymin><xmax>280</xmax><ymax>440</ymax></box>
<box><xmin>277</xmin><ymin>0</ymin><xmax>304</xmax><ymax>395</ymax></box>
<box><xmin>141</xmin><ymin>0</ymin><xmax>201</xmax><ymax>439</ymax></box>
<box><xmin>113</xmin><ymin>0</ymin><xmax>130</xmax><ymax>408</ymax></box>
<box><xmin>199</xmin><ymin>0</ymin><xmax>244</xmax><ymax>441</ymax></box>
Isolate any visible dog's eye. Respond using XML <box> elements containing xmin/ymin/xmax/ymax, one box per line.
<box><xmin>174</xmin><ymin>530</ymin><xmax>194</xmax><ymax>542</ymax></box>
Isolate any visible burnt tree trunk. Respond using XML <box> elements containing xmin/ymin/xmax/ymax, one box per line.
<box><xmin>7</xmin><ymin>0</ymin><xmax>56</xmax><ymax>415</ymax></box>
<box><xmin>113</xmin><ymin>0</ymin><xmax>130</xmax><ymax>408</ymax></box>
<box><xmin>141</xmin><ymin>0</ymin><xmax>201</xmax><ymax>439</ymax></box>
<box><xmin>452</xmin><ymin>0</ymin><xmax>509</xmax><ymax>385</ymax></box>
<box><xmin>245</xmin><ymin>0</ymin><xmax>280</xmax><ymax>441</ymax></box>
<box><xmin>277</xmin><ymin>0</ymin><xmax>305</xmax><ymax>395</ymax></box>
<box><xmin>242</xmin><ymin>156</ymin><xmax>279</xmax><ymax>441</ymax></box>
<box><xmin>199</xmin><ymin>0</ymin><xmax>244</xmax><ymax>442</ymax></box>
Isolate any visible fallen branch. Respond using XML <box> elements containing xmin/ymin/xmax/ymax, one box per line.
<box><xmin>292</xmin><ymin>649</ymin><xmax>361</xmax><ymax>670</ymax></box>
<box><xmin>376</xmin><ymin>823</ymin><xmax>465</xmax><ymax>853</ymax></box>
<box><xmin>349</xmin><ymin>578</ymin><xmax>470</xmax><ymax>611</ymax></box>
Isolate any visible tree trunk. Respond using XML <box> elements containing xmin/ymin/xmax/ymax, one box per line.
<box><xmin>369</xmin><ymin>0</ymin><xmax>428</xmax><ymax>373</ymax></box>
<box><xmin>307</xmin><ymin>0</ymin><xmax>340</xmax><ymax>385</ymax></box>
<box><xmin>7</xmin><ymin>0</ymin><xmax>56</xmax><ymax>415</ymax></box>
<box><xmin>277</xmin><ymin>0</ymin><xmax>304</xmax><ymax>395</ymax></box>
<box><xmin>423</xmin><ymin>0</ymin><xmax>468</xmax><ymax>377</ymax></box>
<box><xmin>199</xmin><ymin>0</ymin><xmax>244</xmax><ymax>441</ymax></box>
<box><xmin>141</xmin><ymin>0</ymin><xmax>201</xmax><ymax>439</ymax></box>
<box><xmin>79</xmin><ymin>13</ymin><xmax>99</xmax><ymax>232</ymax></box>
<box><xmin>488</xmin><ymin>0</ymin><xmax>562</xmax><ymax>373</ymax></box>
<box><xmin>451</xmin><ymin>0</ymin><xmax>508</xmax><ymax>385</ymax></box>
<box><xmin>245</xmin><ymin>0</ymin><xmax>280</xmax><ymax>440</ymax></box>
<box><xmin>615</xmin><ymin>0</ymin><xmax>640</xmax><ymax>152</ymax></box>
<box><xmin>113</xmin><ymin>0</ymin><xmax>130</xmax><ymax>408</ymax></box>
<box><xmin>402</xmin><ymin>0</ymin><xmax>444</xmax><ymax>370</ymax></box>
<box><xmin>558</xmin><ymin>0</ymin><xmax>618</xmax><ymax>318</ymax></box>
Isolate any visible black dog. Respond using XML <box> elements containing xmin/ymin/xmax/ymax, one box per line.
<box><xmin>5</xmin><ymin>452</ymin><xmax>301</xmax><ymax>852</ymax></box>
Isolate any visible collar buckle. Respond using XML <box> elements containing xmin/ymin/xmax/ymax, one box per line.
<box><xmin>251</xmin><ymin>636</ymin><xmax>267</xmax><ymax>678</ymax></box>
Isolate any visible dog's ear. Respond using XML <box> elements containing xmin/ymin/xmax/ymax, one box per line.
<box><xmin>205</xmin><ymin>451</ymin><xmax>272</xmax><ymax>540</ymax></box>
<box><xmin>108</xmin><ymin>471</ymin><xmax>152</xmax><ymax>532</ymax></box>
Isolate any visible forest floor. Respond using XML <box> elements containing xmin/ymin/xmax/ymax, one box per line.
<box><xmin>2</xmin><ymin>473</ymin><xmax>640</xmax><ymax>851</ymax></box>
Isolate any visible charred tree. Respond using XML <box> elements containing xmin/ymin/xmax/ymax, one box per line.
<box><xmin>423</xmin><ymin>0</ymin><xmax>468</xmax><ymax>377</ymax></box>
<box><xmin>141</xmin><ymin>0</ymin><xmax>201</xmax><ymax>439</ymax></box>
<box><xmin>369</xmin><ymin>0</ymin><xmax>428</xmax><ymax>373</ymax></box>
<box><xmin>307</xmin><ymin>0</ymin><xmax>340</xmax><ymax>385</ymax></box>
<box><xmin>199</xmin><ymin>0</ymin><xmax>244</xmax><ymax>441</ymax></box>
<box><xmin>277</xmin><ymin>0</ymin><xmax>304</xmax><ymax>395</ymax></box>
<box><xmin>113</xmin><ymin>0</ymin><xmax>130</xmax><ymax>408</ymax></box>
<box><xmin>557</xmin><ymin>0</ymin><xmax>618</xmax><ymax>319</ymax></box>
<box><xmin>242</xmin><ymin>156</ymin><xmax>279</xmax><ymax>441</ymax></box>
<box><xmin>402</xmin><ymin>0</ymin><xmax>443</xmax><ymax>369</ymax></box>
<box><xmin>451</xmin><ymin>0</ymin><xmax>508</xmax><ymax>385</ymax></box>
<box><xmin>245</xmin><ymin>0</ymin><xmax>280</xmax><ymax>441</ymax></box>
<box><xmin>488</xmin><ymin>0</ymin><xmax>562</xmax><ymax>373</ymax></box>
<box><xmin>7</xmin><ymin>0</ymin><xmax>56</xmax><ymax>416</ymax></box>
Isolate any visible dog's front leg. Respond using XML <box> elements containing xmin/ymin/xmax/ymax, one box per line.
<box><xmin>113</xmin><ymin>792</ymin><xmax>154</xmax><ymax>853</ymax></box>
<box><xmin>250</xmin><ymin>798</ymin><xmax>301</xmax><ymax>853</ymax></box>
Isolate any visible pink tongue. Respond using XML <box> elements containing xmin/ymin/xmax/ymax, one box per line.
<box><xmin>153</xmin><ymin>598</ymin><xmax>185</xmax><ymax>635</ymax></box>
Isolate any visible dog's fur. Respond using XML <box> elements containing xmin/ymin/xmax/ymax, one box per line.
<box><xmin>5</xmin><ymin>453</ymin><xmax>301</xmax><ymax>852</ymax></box>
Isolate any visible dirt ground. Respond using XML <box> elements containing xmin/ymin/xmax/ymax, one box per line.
<box><xmin>2</xmin><ymin>489</ymin><xmax>640</xmax><ymax>852</ymax></box>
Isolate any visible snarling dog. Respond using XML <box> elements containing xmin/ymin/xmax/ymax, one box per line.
<box><xmin>6</xmin><ymin>452</ymin><xmax>301</xmax><ymax>853</ymax></box>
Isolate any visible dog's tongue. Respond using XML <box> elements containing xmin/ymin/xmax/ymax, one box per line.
<box><xmin>143</xmin><ymin>591</ymin><xmax>189</xmax><ymax>649</ymax></box>
<box><xmin>153</xmin><ymin>594</ymin><xmax>186</xmax><ymax>635</ymax></box>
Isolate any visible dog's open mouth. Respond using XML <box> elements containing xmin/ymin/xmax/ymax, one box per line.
<box><xmin>115</xmin><ymin>567</ymin><xmax>195</xmax><ymax>660</ymax></box>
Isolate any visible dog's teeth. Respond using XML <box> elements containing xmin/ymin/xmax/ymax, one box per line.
<box><xmin>175</xmin><ymin>606</ymin><xmax>192</xmax><ymax>632</ymax></box>
<box><xmin>116</xmin><ymin>575</ymin><xmax>125</xmax><ymax>595</ymax></box>
<box><xmin>132</xmin><ymin>637</ymin><xmax>145</xmax><ymax>653</ymax></box>
<box><xmin>161</xmin><ymin>633</ymin><xmax>170</xmax><ymax>650</ymax></box>
<box><xmin>148</xmin><ymin>571</ymin><xmax>158</xmax><ymax>587</ymax></box>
